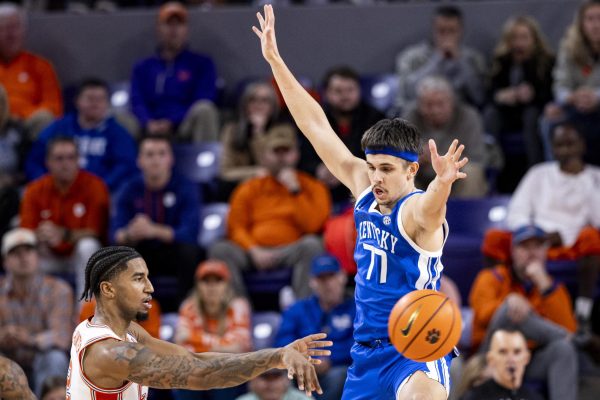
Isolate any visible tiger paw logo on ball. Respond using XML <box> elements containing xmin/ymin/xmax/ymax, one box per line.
<box><xmin>426</xmin><ymin>329</ymin><xmax>441</xmax><ymax>344</ymax></box>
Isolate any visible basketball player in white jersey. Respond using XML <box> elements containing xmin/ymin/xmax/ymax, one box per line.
<box><xmin>0</xmin><ymin>355</ymin><xmax>35</xmax><ymax>400</ymax></box>
<box><xmin>67</xmin><ymin>246</ymin><xmax>331</xmax><ymax>400</ymax></box>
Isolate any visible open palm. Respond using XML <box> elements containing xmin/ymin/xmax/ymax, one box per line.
<box><xmin>429</xmin><ymin>139</ymin><xmax>469</xmax><ymax>184</ymax></box>
<box><xmin>252</xmin><ymin>5</ymin><xmax>280</xmax><ymax>64</ymax></box>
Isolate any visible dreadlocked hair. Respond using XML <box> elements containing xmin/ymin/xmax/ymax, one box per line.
<box><xmin>80</xmin><ymin>246</ymin><xmax>142</xmax><ymax>301</ymax></box>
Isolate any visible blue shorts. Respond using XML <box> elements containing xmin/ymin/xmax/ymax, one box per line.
<box><xmin>341</xmin><ymin>341</ymin><xmax>454</xmax><ymax>400</ymax></box>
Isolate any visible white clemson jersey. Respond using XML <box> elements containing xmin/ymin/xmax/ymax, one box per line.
<box><xmin>67</xmin><ymin>318</ymin><xmax>148</xmax><ymax>400</ymax></box>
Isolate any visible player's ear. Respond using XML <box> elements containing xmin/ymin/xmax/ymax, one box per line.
<box><xmin>99</xmin><ymin>281</ymin><xmax>116</xmax><ymax>299</ymax></box>
<box><xmin>407</xmin><ymin>161</ymin><xmax>419</xmax><ymax>178</ymax></box>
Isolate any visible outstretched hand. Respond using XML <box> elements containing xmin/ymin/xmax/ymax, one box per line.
<box><xmin>279</xmin><ymin>333</ymin><xmax>332</xmax><ymax>396</ymax></box>
<box><xmin>253</xmin><ymin>4</ymin><xmax>281</xmax><ymax>64</ymax></box>
<box><xmin>429</xmin><ymin>139</ymin><xmax>469</xmax><ymax>185</ymax></box>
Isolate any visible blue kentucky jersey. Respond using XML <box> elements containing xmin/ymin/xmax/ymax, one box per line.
<box><xmin>353</xmin><ymin>187</ymin><xmax>448</xmax><ymax>342</ymax></box>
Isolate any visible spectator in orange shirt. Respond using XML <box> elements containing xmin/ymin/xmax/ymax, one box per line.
<box><xmin>469</xmin><ymin>225</ymin><xmax>578</xmax><ymax>400</ymax></box>
<box><xmin>0</xmin><ymin>3</ymin><xmax>62</xmax><ymax>139</ymax></box>
<box><xmin>210</xmin><ymin>127</ymin><xmax>331</xmax><ymax>299</ymax></box>
<box><xmin>20</xmin><ymin>136</ymin><xmax>109</xmax><ymax>298</ymax></box>
<box><xmin>173</xmin><ymin>260</ymin><xmax>251</xmax><ymax>400</ymax></box>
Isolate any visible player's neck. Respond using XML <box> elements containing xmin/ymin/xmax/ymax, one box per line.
<box><xmin>93</xmin><ymin>301</ymin><xmax>132</xmax><ymax>339</ymax></box>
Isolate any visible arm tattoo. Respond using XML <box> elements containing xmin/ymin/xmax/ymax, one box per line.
<box><xmin>0</xmin><ymin>357</ymin><xmax>36</xmax><ymax>400</ymax></box>
<box><xmin>113</xmin><ymin>342</ymin><xmax>282</xmax><ymax>390</ymax></box>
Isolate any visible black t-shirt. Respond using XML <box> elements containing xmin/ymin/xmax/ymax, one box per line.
<box><xmin>461</xmin><ymin>379</ymin><xmax>544</xmax><ymax>400</ymax></box>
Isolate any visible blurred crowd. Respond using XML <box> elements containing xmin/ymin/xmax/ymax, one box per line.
<box><xmin>1</xmin><ymin>1</ymin><xmax>600</xmax><ymax>399</ymax></box>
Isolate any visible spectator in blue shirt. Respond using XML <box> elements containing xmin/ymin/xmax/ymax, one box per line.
<box><xmin>130</xmin><ymin>2</ymin><xmax>219</xmax><ymax>143</ymax></box>
<box><xmin>25</xmin><ymin>78</ymin><xmax>137</xmax><ymax>193</ymax></box>
<box><xmin>275</xmin><ymin>254</ymin><xmax>354</xmax><ymax>400</ymax></box>
<box><xmin>111</xmin><ymin>135</ymin><xmax>201</xmax><ymax>311</ymax></box>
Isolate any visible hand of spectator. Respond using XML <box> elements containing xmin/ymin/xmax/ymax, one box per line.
<box><xmin>516</xmin><ymin>83</ymin><xmax>534</xmax><ymax>104</ymax></box>
<box><xmin>544</xmin><ymin>103</ymin><xmax>564</xmax><ymax>121</ymax></box>
<box><xmin>525</xmin><ymin>261</ymin><xmax>553</xmax><ymax>293</ymax></box>
<box><xmin>253</xmin><ymin>5</ymin><xmax>282</xmax><ymax>65</ymax></box>
<box><xmin>506</xmin><ymin>293</ymin><xmax>531</xmax><ymax>323</ymax></box>
<box><xmin>147</xmin><ymin>119</ymin><xmax>173</xmax><ymax>135</ymax></box>
<box><xmin>37</xmin><ymin>221</ymin><xmax>66</xmax><ymax>247</ymax></box>
<box><xmin>545</xmin><ymin>231</ymin><xmax>563</xmax><ymax>248</ymax></box>
<box><xmin>249</xmin><ymin>246</ymin><xmax>280</xmax><ymax>270</ymax></box>
<box><xmin>494</xmin><ymin>88</ymin><xmax>518</xmax><ymax>106</ymax></box>
<box><xmin>313</xmin><ymin>357</ymin><xmax>331</xmax><ymax>375</ymax></box>
<box><xmin>429</xmin><ymin>139</ymin><xmax>469</xmax><ymax>185</ymax></box>
<box><xmin>277</xmin><ymin>167</ymin><xmax>301</xmax><ymax>193</ymax></box>
<box><xmin>127</xmin><ymin>214</ymin><xmax>156</xmax><ymax>241</ymax></box>
<box><xmin>316</xmin><ymin>163</ymin><xmax>341</xmax><ymax>188</ymax></box>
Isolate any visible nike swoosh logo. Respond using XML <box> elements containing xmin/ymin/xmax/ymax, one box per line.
<box><xmin>401</xmin><ymin>305</ymin><xmax>422</xmax><ymax>336</ymax></box>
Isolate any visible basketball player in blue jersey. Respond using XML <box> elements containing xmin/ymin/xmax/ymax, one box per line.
<box><xmin>253</xmin><ymin>6</ymin><xmax>468</xmax><ymax>400</ymax></box>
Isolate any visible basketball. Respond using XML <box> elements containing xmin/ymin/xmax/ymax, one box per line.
<box><xmin>388</xmin><ymin>289</ymin><xmax>462</xmax><ymax>362</ymax></box>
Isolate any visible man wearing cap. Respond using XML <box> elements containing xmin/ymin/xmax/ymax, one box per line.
<box><xmin>469</xmin><ymin>224</ymin><xmax>578</xmax><ymax>400</ymax></box>
<box><xmin>275</xmin><ymin>254</ymin><xmax>354</xmax><ymax>400</ymax></box>
<box><xmin>210</xmin><ymin>127</ymin><xmax>331</xmax><ymax>300</ymax></box>
<box><xmin>0</xmin><ymin>228</ymin><xmax>73</xmax><ymax>395</ymax></box>
<box><xmin>130</xmin><ymin>1</ymin><xmax>219</xmax><ymax>142</ymax></box>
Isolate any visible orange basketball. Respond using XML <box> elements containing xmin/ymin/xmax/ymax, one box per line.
<box><xmin>388</xmin><ymin>289</ymin><xmax>461</xmax><ymax>362</ymax></box>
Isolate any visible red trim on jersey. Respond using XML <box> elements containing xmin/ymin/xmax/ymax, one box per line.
<box><xmin>78</xmin><ymin>336</ymin><xmax>133</xmax><ymax>394</ymax></box>
<box><xmin>92</xmin><ymin>390</ymin><xmax>121</xmax><ymax>400</ymax></box>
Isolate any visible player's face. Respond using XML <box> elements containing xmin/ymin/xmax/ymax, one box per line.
<box><xmin>366</xmin><ymin>154</ymin><xmax>415</xmax><ymax>208</ymax></box>
<box><xmin>157</xmin><ymin>17</ymin><xmax>188</xmax><ymax>52</ymax></box>
<box><xmin>138</xmin><ymin>140</ymin><xmax>174</xmax><ymax>179</ymax></box>
<box><xmin>113</xmin><ymin>258</ymin><xmax>154</xmax><ymax>322</ymax></box>
<box><xmin>3</xmin><ymin>245</ymin><xmax>38</xmax><ymax>278</ymax></box>
<box><xmin>582</xmin><ymin>4</ymin><xmax>600</xmax><ymax>44</ymax></box>
<box><xmin>325</xmin><ymin>75</ymin><xmax>361</xmax><ymax>113</ymax></box>
<box><xmin>76</xmin><ymin>86</ymin><xmax>109</xmax><ymax>123</ymax></box>
<box><xmin>551</xmin><ymin>125</ymin><xmax>584</xmax><ymax>165</ymax></box>
<box><xmin>0</xmin><ymin>13</ymin><xmax>24</xmax><ymax>60</ymax></box>
<box><xmin>46</xmin><ymin>142</ymin><xmax>80</xmax><ymax>184</ymax></box>
<box><xmin>418</xmin><ymin>89</ymin><xmax>454</xmax><ymax>128</ymax></box>
<box><xmin>487</xmin><ymin>331</ymin><xmax>530</xmax><ymax>389</ymax></box>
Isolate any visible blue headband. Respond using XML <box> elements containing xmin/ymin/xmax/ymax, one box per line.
<box><xmin>365</xmin><ymin>147</ymin><xmax>419</xmax><ymax>162</ymax></box>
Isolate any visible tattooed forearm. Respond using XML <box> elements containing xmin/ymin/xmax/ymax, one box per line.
<box><xmin>0</xmin><ymin>356</ymin><xmax>36</xmax><ymax>400</ymax></box>
<box><xmin>113</xmin><ymin>342</ymin><xmax>282</xmax><ymax>390</ymax></box>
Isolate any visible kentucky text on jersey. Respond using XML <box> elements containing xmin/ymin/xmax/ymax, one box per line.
<box><xmin>357</xmin><ymin>220</ymin><xmax>400</xmax><ymax>254</ymax></box>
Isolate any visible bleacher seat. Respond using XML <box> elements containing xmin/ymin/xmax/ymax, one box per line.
<box><xmin>198</xmin><ymin>202</ymin><xmax>229</xmax><ymax>249</ymax></box>
<box><xmin>159</xmin><ymin>312</ymin><xmax>179</xmax><ymax>342</ymax></box>
<box><xmin>360</xmin><ymin>74</ymin><xmax>399</xmax><ymax>115</ymax></box>
<box><xmin>252</xmin><ymin>311</ymin><xmax>282</xmax><ymax>350</ymax></box>
<box><xmin>173</xmin><ymin>142</ymin><xmax>222</xmax><ymax>202</ymax></box>
<box><xmin>443</xmin><ymin>196</ymin><xmax>511</xmax><ymax>304</ymax></box>
<box><xmin>110</xmin><ymin>80</ymin><xmax>131</xmax><ymax>112</ymax></box>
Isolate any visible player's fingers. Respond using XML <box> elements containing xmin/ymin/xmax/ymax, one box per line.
<box><xmin>304</xmin><ymin>333</ymin><xmax>327</xmax><ymax>342</ymax></box>
<box><xmin>256</xmin><ymin>11</ymin><xmax>265</xmax><ymax>29</ymax></box>
<box><xmin>296</xmin><ymin>366</ymin><xmax>306</xmax><ymax>391</ymax></box>
<box><xmin>428</xmin><ymin>139</ymin><xmax>439</xmax><ymax>159</ymax></box>
<box><xmin>457</xmin><ymin>157</ymin><xmax>469</xmax><ymax>168</ymax></box>
<box><xmin>308</xmin><ymin>349</ymin><xmax>331</xmax><ymax>357</ymax></box>
<box><xmin>307</xmin><ymin>340</ymin><xmax>332</xmax><ymax>348</ymax></box>
<box><xmin>447</xmin><ymin>139</ymin><xmax>459</xmax><ymax>156</ymax></box>
<box><xmin>308</xmin><ymin>365</ymin><xmax>323</xmax><ymax>395</ymax></box>
<box><xmin>454</xmin><ymin>144</ymin><xmax>465</xmax><ymax>160</ymax></box>
<box><xmin>456</xmin><ymin>172</ymin><xmax>467</xmax><ymax>180</ymax></box>
<box><xmin>251</xmin><ymin>26</ymin><xmax>262</xmax><ymax>39</ymax></box>
<box><xmin>310</xmin><ymin>358</ymin><xmax>322</xmax><ymax>365</ymax></box>
<box><xmin>287</xmin><ymin>366</ymin><xmax>296</xmax><ymax>380</ymax></box>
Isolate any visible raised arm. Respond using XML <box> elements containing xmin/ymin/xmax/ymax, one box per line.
<box><xmin>405</xmin><ymin>139</ymin><xmax>468</xmax><ymax>234</ymax></box>
<box><xmin>253</xmin><ymin>5</ymin><xmax>369</xmax><ymax>197</ymax></box>
<box><xmin>87</xmin><ymin>330</ymin><xmax>331</xmax><ymax>396</ymax></box>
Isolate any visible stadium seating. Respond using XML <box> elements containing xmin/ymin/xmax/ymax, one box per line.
<box><xmin>252</xmin><ymin>311</ymin><xmax>282</xmax><ymax>350</ymax></box>
<box><xmin>173</xmin><ymin>142</ymin><xmax>222</xmax><ymax>202</ymax></box>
